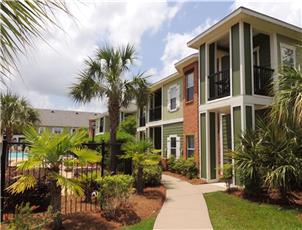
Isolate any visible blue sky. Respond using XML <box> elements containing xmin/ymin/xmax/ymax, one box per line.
<box><xmin>4</xmin><ymin>1</ymin><xmax>301</xmax><ymax>112</ymax></box>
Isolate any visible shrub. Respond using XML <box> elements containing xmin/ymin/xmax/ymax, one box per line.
<box><xmin>118</xmin><ymin>115</ymin><xmax>137</xmax><ymax>136</ymax></box>
<box><xmin>79</xmin><ymin>171</ymin><xmax>101</xmax><ymax>202</ymax></box>
<box><xmin>133</xmin><ymin>165</ymin><xmax>162</xmax><ymax>187</ymax></box>
<box><xmin>219</xmin><ymin>163</ymin><xmax>233</xmax><ymax>190</ymax></box>
<box><xmin>171</xmin><ymin>158</ymin><xmax>186</xmax><ymax>174</ymax></box>
<box><xmin>98</xmin><ymin>175</ymin><xmax>133</xmax><ymax>218</ymax></box>
<box><xmin>7</xmin><ymin>203</ymin><xmax>53</xmax><ymax>230</ymax></box>
<box><xmin>182</xmin><ymin>157</ymin><xmax>198</xmax><ymax>179</ymax></box>
<box><xmin>167</xmin><ymin>156</ymin><xmax>176</xmax><ymax>172</ymax></box>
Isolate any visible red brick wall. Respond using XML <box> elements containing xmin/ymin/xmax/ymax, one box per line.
<box><xmin>182</xmin><ymin>61</ymin><xmax>199</xmax><ymax>165</ymax></box>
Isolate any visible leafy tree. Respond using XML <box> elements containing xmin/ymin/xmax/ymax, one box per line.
<box><xmin>0</xmin><ymin>92</ymin><xmax>39</xmax><ymax>141</ymax></box>
<box><xmin>122</xmin><ymin>140</ymin><xmax>160</xmax><ymax>194</ymax></box>
<box><xmin>119</xmin><ymin>115</ymin><xmax>137</xmax><ymax>136</ymax></box>
<box><xmin>70</xmin><ymin>44</ymin><xmax>149</xmax><ymax>174</ymax></box>
<box><xmin>1</xmin><ymin>0</ymin><xmax>70</xmax><ymax>82</ymax></box>
<box><xmin>7</xmin><ymin>127</ymin><xmax>101</xmax><ymax>230</ymax></box>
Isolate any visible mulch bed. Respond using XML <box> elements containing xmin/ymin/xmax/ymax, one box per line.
<box><xmin>227</xmin><ymin>187</ymin><xmax>302</xmax><ymax>207</ymax></box>
<box><xmin>60</xmin><ymin>185</ymin><xmax>166</xmax><ymax>230</ymax></box>
<box><xmin>163</xmin><ymin>171</ymin><xmax>207</xmax><ymax>185</ymax></box>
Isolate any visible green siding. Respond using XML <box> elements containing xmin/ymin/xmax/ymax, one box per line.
<box><xmin>246</xmin><ymin>106</ymin><xmax>253</xmax><ymax>131</ymax></box>
<box><xmin>200</xmin><ymin>45</ymin><xmax>206</xmax><ymax>104</ymax></box>
<box><xmin>162</xmin><ymin>78</ymin><xmax>183</xmax><ymax>121</ymax></box>
<box><xmin>162</xmin><ymin>122</ymin><xmax>183</xmax><ymax>158</ymax></box>
<box><xmin>200</xmin><ymin>113</ymin><xmax>207</xmax><ymax>178</ymax></box>
<box><xmin>253</xmin><ymin>33</ymin><xmax>271</xmax><ymax>68</ymax></box>
<box><xmin>222</xmin><ymin>114</ymin><xmax>231</xmax><ymax>164</ymax></box>
<box><xmin>209</xmin><ymin>112</ymin><xmax>216</xmax><ymax>180</ymax></box>
<box><xmin>231</xmin><ymin>23</ymin><xmax>241</xmax><ymax>96</ymax></box>
<box><xmin>277</xmin><ymin>34</ymin><xmax>302</xmax><ymax>69</ymax></box>
<box><xmin>233</xmin><ymin>106</ymin><xmax>242</xmax><ymax>185</ymax></box>
<box><xmin>209</xmin><ymin>43</ymin><xmax>215</xmax><ymax>75</ymax></box>
<box><xmin>244</xmin><ymin>23</ymin><xmax>252</xmax><ymax>95</ymax></box>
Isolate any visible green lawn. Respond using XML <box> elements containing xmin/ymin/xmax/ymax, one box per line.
<box><xmin>120</xmin><ymin>216</ymin><xmax>156</xmax><ymax>230</ymax></box>
<box><xmin>204</xmin><ymin>192</ymin><xmax>302</xmax><ymax>230</ymax></box>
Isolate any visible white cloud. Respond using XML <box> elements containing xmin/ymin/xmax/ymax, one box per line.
<box><xmin>231</xmin><ymin>0</ymin><xmax>302</xmax><ymax>27</ymax></box>
<box><xmin>158</xmin><ymin>19</ymin><xmax>217</xmax><ymax>80</ymax></box>
<box><xmin>5</xmin><ymin>1</ymin><xmax>182</xmax><ymax>112</ymax></box>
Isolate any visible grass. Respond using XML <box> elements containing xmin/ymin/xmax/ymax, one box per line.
<box><xmin>120</xmin><ymin>216</ymin><xmax>156</xmax><ymax>230</ymax></box>
<box><xmin>204</xmin><ymin>191</ymin><xmax>302</xmax><ymax>230</ymax></box>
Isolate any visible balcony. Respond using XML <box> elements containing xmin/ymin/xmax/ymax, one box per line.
<box><xmin>254</xmin><ymin>65</ymin><xmax>274</xmax><ymax>96</ymax></box>
<box><xmin>208</xmin><ymin>69</ymin><xmax>230</xmax><ymax>101</ymax></box>
<box><xmin>149</xmin><ymin>106</ymin><xmax>162</xmax><ymax>122</ymax></box>
<box><xmin>139</xmin><ymin>116</ymin><xmax>146</xmax><ymax>127</ymax></box>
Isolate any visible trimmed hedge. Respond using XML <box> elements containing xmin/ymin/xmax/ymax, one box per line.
<box><xmin>167</xmin><ymin>157</ymin><xmax>198</xmax><ymax>179</ymax></box>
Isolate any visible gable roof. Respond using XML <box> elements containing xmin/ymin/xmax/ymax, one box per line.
<box><xmin>188</xmin><ymin>7</ymin><xmax>302</xmax><ymax>49</ymax></box>
<box><xmin>36</xmin><ymin>108</ymin><xmax>101</xmax><ymax>128</ymax></box>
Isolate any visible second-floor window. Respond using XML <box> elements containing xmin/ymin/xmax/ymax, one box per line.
<box><xmin>167</xmin><ymin>84</ymin><xmax>179</xmax><ymax>112</ymax></box>
<box><xmin>170</xmin><ymin>86</ymin><xmax>177</xmax><ymax>110</ymax></box>
<box><xmin>280</xmin><ymin>43</ymin><xmax>296</xmax><ymax>68</ymax></box>
<box><xmin>186</xmin><ymin>72</ymin><xmax>194</xmax><ymax>102</ymax></box>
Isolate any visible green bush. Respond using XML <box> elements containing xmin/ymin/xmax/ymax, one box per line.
<box><xmin>169</xmin><ymin>157</ymin><xmax>198</xmax><ymax>179</ymax></box>
<box><xmin>79</xmin><ymin>171</ymin><xmax>101</xmax><ymax>202</ymax></box>
<box><xmin>98</xmin><ymin>175</ymin><xmax>133</xmax><ymax>218</ymax></box>
<box><xmin>118</xmin><ymin>115</ymin><xmax>137</xmax><ymax>136</ymax></box>
<box><xmin>167</xmin><ymin>156</ymin><xmax>176</xmax><ymax>171</ymax></box>
<box><xmin>219</xmin><ymin>163</ymin><xmax>233</xmax><ymax>190</ymax></box>
<box><xmin>7</xmin><ymin>203</ymin><xmax>53</xmax><ymax>230</ymax></box>
<box><xmin>133</xmin><ymin>165</ymin><xmax>162</xmax><ymax>187</ymax></box>
<box><xmin>182</xmin><ymin>157</ymin><xmax>198</xmax><ymax>179</ymax></box>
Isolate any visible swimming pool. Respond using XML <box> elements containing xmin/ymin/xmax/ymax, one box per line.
<box><xmin>9</xmin><ymin>152</ymin><xmax>28</xmax><ymax>159</ymax></box>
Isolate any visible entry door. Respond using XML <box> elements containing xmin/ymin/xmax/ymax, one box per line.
<box><xmin>221</xmin><ymin>114</ymin><xmax>232</xmax><ymax>164</ymax></box>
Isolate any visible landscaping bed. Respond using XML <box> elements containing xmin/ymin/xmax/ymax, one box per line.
<box><xmin>204</xmin><ymin>191</ymin><xmax>302</xmax><ymax>230</ymax></box>
<box><xmin>163</xmin><ymin>171</ymin><xmax>207</xmax><ymax>185</ymax></box>
<box><xmin>59</xmin><ymin>185</ymin><xmax>166</xmax><ymax>230</ymax></box>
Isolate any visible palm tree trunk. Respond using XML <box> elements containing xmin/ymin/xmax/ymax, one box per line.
<box><xmin>108</xmin><ymin>99</ymin><xmax>120</xmax><ymax>174</ymax></box>
<box><xmin>48</xmin><ymin>173</ymin><xmax>62</xmax><ymax>230</ymax></box>
<box><xmin>137</xmin><ymin>165</ymin><xmax>144</xmax><ymax>194</ymax></box>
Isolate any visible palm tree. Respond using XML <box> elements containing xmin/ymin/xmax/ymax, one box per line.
<box><xmin>7</xmin><ymin>127</ymin><xmax>101</xmax><ymax>230</ymax></box>
<box><xmin>271</xmin><ymin>67</ymin><xmax>302</xmax><ymax>127</ymax></box>
<box><xmin>70</xmin><ymin>44</ymin><xmax>149</xmax><ymax>174</ymax></box>
<box><xmin>0</xmin><ymin>92</ymin><xmax>39</xmax><ymax>141</ymax></box>
<box><xmin>1</xmin><ymin>0</ymin><xmax>70</xmax><ymax>82</ymax></box>
<box><xmin>122</xmin><ymin>139</ymin><xmax>160</xmax><ymax>194</ymax></box>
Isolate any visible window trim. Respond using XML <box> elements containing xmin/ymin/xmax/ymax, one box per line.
<box><xmin>185</xmin><ymin>71</ymin><xmax>194</xmax><ymax>102</ymax></box>
<box><xmin>280</xmin><ymin>43</ymin><xmax>296</xmax><ymax>68</ymax></box>
<box><xmin>167</xmin><ymin>84</ymin><xmax>180</xmax><ymax>112</ymax></box>
<box><xmin>52</xmin><ymin>127</ymin><xmax>63</xmax><ymax>134</ymax></box>
<box><xmin>38</xmin><ymin>127</ymin><xmax>45</xmax><ymax>134</ymax></box>
<box><xmin>167</xmin><ymin>135</ymin><xmax>180</xmax><ymax>159</ymax></box>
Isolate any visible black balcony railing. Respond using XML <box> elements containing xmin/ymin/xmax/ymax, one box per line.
<box><xmin>149</xmin><ymin>106</ymin><xmax>162</xmax><ymax>122</ymax></box>
<box><xmin>139</xmin><ymin>116</ymin><xmax>146</xmax><ymax>127</ymax></box>
<box><xmin>208</xmin><ymin>69</ymin><xmax>230</xmax><ymax>100</ymax></box>
<box><xmin>254</xmin><ymin>65</ymin><xmax>274</xmax><ymax>96</ymax></box>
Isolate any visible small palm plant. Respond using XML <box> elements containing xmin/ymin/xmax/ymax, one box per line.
<box><xmin>7</xmin><ymin>127</ymin><xmax>101</xmax><ymax>230</ymax></box>
<box><xmin>122</xmin><ymin>140</ymin><xmax>160</xmax><ymax>194</ymax></box>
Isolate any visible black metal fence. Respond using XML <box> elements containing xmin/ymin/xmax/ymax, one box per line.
<box><xmin>208</xmin><ymin>69</ymin><xmax>230</xmax><ymax>100</ymax></box>
<box><xmin>0</xmin><ymin>140</ymin><xmax>107</xmax><ymax>221</ymax></box>
<box><xmin>254</xmin><ymin>65</ymin><xmax>274</xmax><ymax>96</ymax></box>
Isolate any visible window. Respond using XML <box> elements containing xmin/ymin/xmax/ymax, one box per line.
<box><xmin>170</xmin><ymin>86</ymin><xmax>177</xmax><ymax>110</ymax></box>
<box><xmin>38</xmin><ymin>127</ymin><xmax>45</xmax><ymax>134</ymax></box>
<box><xmin>186</xmin><ymin>72</ymin><xmax>194</xmax><ymax>101</ymax></box>
<box><xmin>70</xmin><ymin>128</ymin><xmax>76</xmax><ymax>134</ymax></box>
<box><xmin>52</xmin><ymin>127</ymin><xmax>63</xmax><ymax>134</ymax></box>
<box><xmin>170</xmin><ymin>137</ymin><xmax>177</xmax><ymax>157</ymax></box>
<box><xmin>186</xmin><ymin>135</ymin><xmax>194</xmax><ymax>157</ymax></box>
<box><xmin>280</xmin><ymin>43</ymin><xmax>296</xmax><ymax>68</ymax></box>
<box><xmin>99</xmin><ymin>117</ymin><xmax>104</xmax><ymax>133</ymax></box>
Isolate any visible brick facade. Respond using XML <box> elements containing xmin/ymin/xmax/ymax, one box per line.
<box><xmin>182</xmin><ymin>61</ymin><xmax>199</xmax><ymax>164</ymax></box>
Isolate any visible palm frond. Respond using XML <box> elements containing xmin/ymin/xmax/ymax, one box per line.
<box><xmin>71</xmin><ymin>147</ymin><xmax>101</xmax><ymax>164</ymax></box>
<box><xmin>7</xmin><ymin>174</ymin><xmax>37</xmax><ymax>194</ymax></box>
<box><xmin>52</xmin><ymin>173</ymin><xmax>84</xmax><ymax>196</ymax></box>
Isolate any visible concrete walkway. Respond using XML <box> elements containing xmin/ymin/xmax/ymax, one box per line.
<box><xmin>153</xmin><ymin>174</ymin><xmax>225</xmax><ymax>230</ymax></box>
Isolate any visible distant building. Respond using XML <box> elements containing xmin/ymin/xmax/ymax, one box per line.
<box><xmin>12</xmin><ymin>108</ymin><xmax>101</xmax><ymax>142</ymax></box>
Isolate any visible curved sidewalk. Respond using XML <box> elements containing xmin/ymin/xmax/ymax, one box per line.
<box><xmin>153</xmin><ymin>174</ymin><xmax>225</xmax><ymax>230</ymax></box>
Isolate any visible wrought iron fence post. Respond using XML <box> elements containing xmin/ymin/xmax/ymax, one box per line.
<box><xmin>101</xmin><ymin>140</ymin><xmax>105</xmax><ymax>177</ymax></box>
<box><xmin>1</xmin><ymin>139</ymin><xmax>8</xmax><ymax>222</ymax></box>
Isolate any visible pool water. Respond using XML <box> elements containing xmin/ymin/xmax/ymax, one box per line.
<box><xmin>9</xmin><ymin>152</ymin><xmax>28</xmax><ymax>159</ymax></box>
